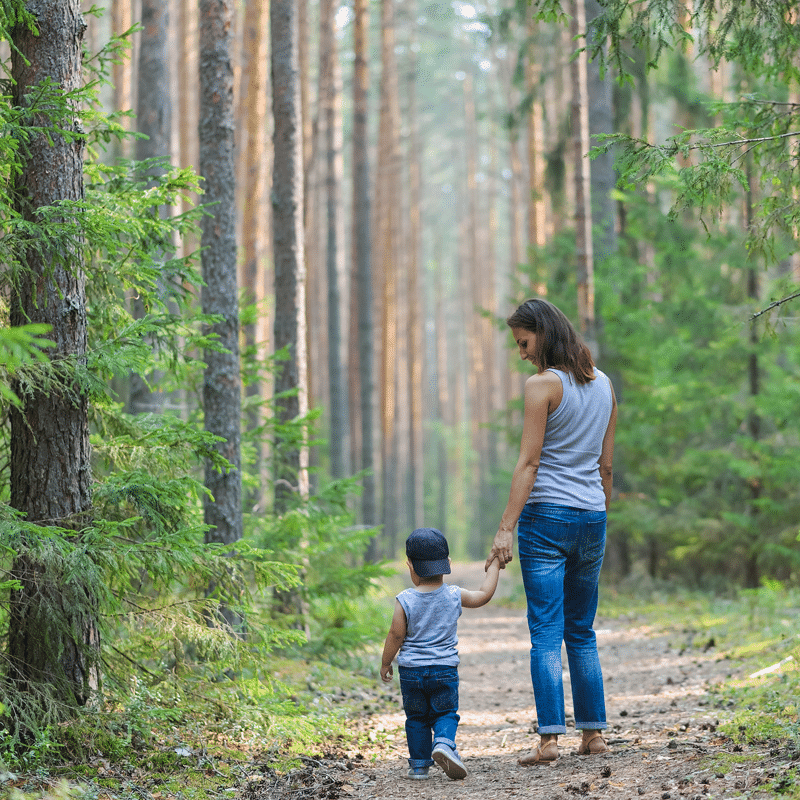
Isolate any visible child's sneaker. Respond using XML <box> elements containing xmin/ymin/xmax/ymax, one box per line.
<box><xmin>432</xmin><ymin>743</ymin><xmax>467</xmax><ymax>780</ymax></box>
<box><xmin>406</xmin><ymin>766</ymin><xmax>430</xmax><ymax>780</ymax></box>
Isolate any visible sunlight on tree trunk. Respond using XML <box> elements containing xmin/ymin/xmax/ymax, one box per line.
<box><xmin>374</xmin><ymin>0</ymin><xmax>401</xmax><ymax>558</ymax></box>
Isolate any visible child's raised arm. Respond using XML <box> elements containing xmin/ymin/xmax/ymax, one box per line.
<box><xmin>460</xmin><ymin>556</ymin><xmax>500</xmax><ymax>609</ymax></box>
<box><xmin>380</xmin><ymin>600</ymin><xmax>407</xmax><ymax>682</ymax></box>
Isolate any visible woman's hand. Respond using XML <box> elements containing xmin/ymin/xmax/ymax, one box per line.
<box><xmin>486</xmin><ymin>528</ymin><xmax>513</xmax><ymax>570</ymax></box>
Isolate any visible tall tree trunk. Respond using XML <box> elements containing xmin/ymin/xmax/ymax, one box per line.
<box><xmin>406</xmin><ymin>26</ymin><xmax>424</xmax><ymax>530</ymax></box>
<box><xmin>8</xmin><ymin>0</ymin><xmax>100</xmax><ymax>710</ymax></box>
<box><xmin>271</xmin><ymin>0</ymin><xmax>310</xmax><ymax>628</ymax></box>
<box><xmin>585</xmin><ymin>0</ymin><xmax>618</xmax><ymax>280</ymax></box>
<box><xmin>238</xmin><ymin>0</ymin><xmax>269</xmax><ymax>512</ymax></box>
<box><xmin>433</xmin><ymin>236</ymin><xmax>450</xmax><ymax>535</ymax></box>
<box><xmin>178</xmin><ymin>0</ymin><xmax>200</xmax><ymax>265</ymax></box>
<box><xmin>744</xmin><ymin>159</ymin><xmax>761</xmax><ymax>590</ymax></box>
<box><xmin>526</xmin><ymin>12</ymin><xmax>547</xmax><ymax>292</ymax></box>
<box><xmin>374</xmin><ymin>0</ymin><xmax>401</xmax><ymax>556</ymax></box>
<box><xmin>463</xmin><ymin>69</ymin><xmax>490</xmax><ymax>557</ymax></box>
<box><xmin>319</xmin><ymin>0</ymin><xmax>350</xmax><ymax>479</ymax></box>
<box><xmin>271</xmin><ymin>0</ymin><xmax>309</xmax><ymax>497</ymax></box>
<box><xmin>350</xmin><ymin>0</ymin><xmax>378</xmax><ymax>535</ymax></box>
<box><xmin>199</xmin><ymin>0</ymin><xmax>242</xmax><ymax>629</ymax></box>
<box><xmin>113</xmin><ymin>0</ymin><xmax>133</xmax><ymax>157</ymax></box>
<box><xmin>570</xmin><ymin>0</ymin><xmax>596</xmax><ymax>350</ymax></box>
<box><xmin>298</xmin><ymin>0</ymin><xmax>322</xmax><ymax>495</ymax></box>
<box><xmin>130</xmin><ymin>0</ymin><xmax>173</xmax><ymax>416</ymax></box>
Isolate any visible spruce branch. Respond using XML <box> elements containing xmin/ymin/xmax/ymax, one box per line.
<box><xmin>750</xmin><ymin>291</ymin><xmax>800</xmax><ymax>321</ymax></box>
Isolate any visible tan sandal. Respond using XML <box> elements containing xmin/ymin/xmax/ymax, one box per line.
<box><xmin>577</xmin><ymin>732</ymin><xmax>609</xmax><ymax>755</ymax></box>
<box><xmin>518</xmin><ymin>740</ymin><xmax>558</xmax><ymax>766</ymax></box>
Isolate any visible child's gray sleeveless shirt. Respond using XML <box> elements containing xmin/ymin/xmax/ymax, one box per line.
<box><xmin>396</xmin><ymin>584</ymin><xmax>462</xmax><ymax>667</ymax></box>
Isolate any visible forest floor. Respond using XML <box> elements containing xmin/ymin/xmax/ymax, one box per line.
<box><xmin>261</xmin><ymin>562</ymin><xmax>793</xmax><ymax>800</ymax></box>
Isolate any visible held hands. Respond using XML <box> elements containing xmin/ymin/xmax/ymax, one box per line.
<box><xmin>486</xmin><ymin>528</ymin><xmax>513</xmax><ymax>570</ymax></box>
<box><xmin>380</xmin><ymin>662</ymin><xmax>394</xmax><ymax>683</ymax></box>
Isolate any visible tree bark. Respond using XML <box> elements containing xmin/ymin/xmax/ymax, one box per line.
<box><xmin>199</xmin><ymin>0</ymin><xmax>243</xmax><ymax>628</ymax></box>
<box><xmin>526</xmin><ymin>12</ymin><xmax>547</xmax><ymax>292</ymax></box>
<box><xmin>350</xmin><ymin>0</ymin><xmax>377</xmax><ymax>532</ymax></box>
<box><xmin>374</xmin><ymin>0</ymin><xmax>401</xmax><ymax>556</ymax></box>
<box><xmin>8</xmin><ymin>0</ymin><xmax>100</xmax><ymax>709</ymax></box>
<box><xmin>570</xmin><ymin>0</ymin><xmax>596</xmax><ymax>350</ymax></box>
<box><xmin>744</xmin><ymin>159</ymin><xmax>761</xmax><ymax>590</ymax></box>
<box><xmin>130</xmin><ymin>0</ymin><xmax>173</xmax><ymax>415</ymax></box>
<box><xmin>406</xmin><ymin>26</ymin><xmax>424</xmax><ymax>530</ymax></box>
<box><xmin>271</xmin><ymin>0</ymin><xmax>310</xmax><ymax>511</ymax></box>
<box><xmin>178</xmin><ymin>0</ymin><xmax>200</xmax><ymax>262</ymax></box>
<box><xmin>319</xmin><ymin>0</ymin><xmax>350</xmax><ymax>480</ymax></box>
<box><xmin>238</xmin><ymin>0</ymin><xmax>270</xmax><ymax>512</ymax></box>
<box><xmin>112</xmin><ymin>0</ymin><xmax>133</xmax><ymax>157</ymax></box>
<box><xmin>585</xmin><ymin>0</ymin><xmax>618</xmax><ymax>282</ymax></box>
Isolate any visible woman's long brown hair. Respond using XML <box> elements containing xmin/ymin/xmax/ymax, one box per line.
<box><xmin>506</xmin><ymin>298</ymin><xmax>595</xmax><ymax>384</ymax></box>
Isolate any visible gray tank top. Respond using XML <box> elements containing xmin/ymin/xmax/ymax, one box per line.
<box><xmin>528</xmin><ymin>367</ymin><xmax>613</xmax><ymax>512</ymax></box>
<box><xmin>396</xmin><ymin>584</ymin><xmax>462</xmax><ymax>667</ymax></box>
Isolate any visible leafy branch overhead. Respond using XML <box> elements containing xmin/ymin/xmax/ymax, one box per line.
<box><xmin>527</xmin><ymin>0</ymin><xmax>800</xmax><ymax>270</ymax></box>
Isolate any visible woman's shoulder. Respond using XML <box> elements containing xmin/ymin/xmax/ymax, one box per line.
<box><xmin>525</xmin><ymin>369</ymin><xmax>565</xmax><ymax>393</ymax></box>
<box><xmin>527</xmin><ymin>369</ymin><xmax>563</xmax><ymax>385</ymax></box>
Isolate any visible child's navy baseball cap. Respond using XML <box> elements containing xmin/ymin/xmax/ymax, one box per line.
<box><xmin>406</xmin><ymin>527</ymin><xmax>451</xmax><ymax>577</ymax></box>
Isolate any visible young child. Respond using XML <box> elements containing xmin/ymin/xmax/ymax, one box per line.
<box><xmin>380</xmin><ymin>527</ymin><xmax>501</xmax><ymax>781</ymax></box>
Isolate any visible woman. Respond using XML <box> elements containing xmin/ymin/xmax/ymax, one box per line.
<box><xmin>487</xmin><ymin>298</ymin><xmax>617</xmax><ymax>766</ymax></box>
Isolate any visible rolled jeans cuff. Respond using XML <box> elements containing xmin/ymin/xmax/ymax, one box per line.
<box><xmin>537</xmin><ymin>725</ymin><xmax>567</xmax><ymax>735</ymax></box>
<box><xmin>432</xmin><ymin>736</ymin><xmax>457</xmax><ymax>751</ymax></box>
<box><xmin>407</xmin><ymin>758</ymin><xmax>434</xmax><ymax>769</ymax></box>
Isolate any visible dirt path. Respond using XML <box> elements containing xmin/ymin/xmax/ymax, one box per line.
<box><xmin>336</xmin><ymin>563</ymin><xmax>776</xmax><ymax>800</ymax></box>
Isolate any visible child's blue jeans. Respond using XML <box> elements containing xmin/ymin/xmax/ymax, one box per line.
<box><xmin>398</xmin><ymin>664</ymin><xmax>460</xmax><ymax>768</ymax></box>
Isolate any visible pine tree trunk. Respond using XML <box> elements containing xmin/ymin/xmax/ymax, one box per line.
<box><xmin>350</xmin><ymin>0</ymin><xmax>377</xmax><ymax>533</ymax></box>
<box><xmin>113</xmin><ymin>0</ymin><xmax>133</xmax><ymax>157</ymax></box>
<box><xmin>319</xmin><ymin>0</ymin><xmax>350</xmax><ymax>479</ymax></box>
<box><xmin>406</xmin><ymin>28</ymin><xmax>424</xmax><ymax>531</ymax></box>
<box><xmin>178</xmin><ymin>0</ymin><xmax>200</xmax><ymax>263</ymax></box>
<box><xmin>271</xmin><ymin>0</ymin><xmax>310</xmax><ymax>510</ymax></box>
<box><xmin>375</xmin><ymin>0</ymin><xmax>401</xmax><ymax>556</ymax></box>
<box><xmin>8</xmin><ymin>0</ymin><xmax>100</xmax><ymax>709</ymax></box>
<box><xmin>434</xmin><ymin>244</ymin><xmax>450</xmax><ymax>534</ymax></box>
<box><xmin>199</xmin><ymin>0</ymin><xmax>243</xmax><ymax>629</ymax></box>
<box><xmin>744</xmin><ymin>160</ymin><xmax>761</xmax><ymax>590</ymax></box>
<box><xmin>238</xmin><ymin>0</ymin><xmax>269</xmax><ymax>511</ymax></box>
<box><xmin>526</xmin><ymin>12</ymin><xmax>547</xmax><ymax>292</ymax></box>
<box><xmin>585</xmin><ymin>0</ymin><xmax>617</xmax><ymax>274</ymax></box>
<box><xmin>570</xmin><ymin>0</ymin><xmax>596</xmax><ymax>349</ymax></box>
<box><xmin>130</xmin><ymin>0</ymin><xmax>173</xmax><ymax>415</ymax></box>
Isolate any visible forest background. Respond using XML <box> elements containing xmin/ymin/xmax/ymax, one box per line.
<box><xmin>1</xmin><ymin>0</ymin><xmax>799</xmax><ymax>791</ymax></box>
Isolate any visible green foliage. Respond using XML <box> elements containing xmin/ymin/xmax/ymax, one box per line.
<box><xmin>0</xmin><ymin>324</ymin><xmax>54</xmax><ymax>407</ymax></box>
<box><xmin>575</xmin><ymin>0</ymin><xmax>800</xmax><ymax>263</ymax></box>
<box><xmin>251</xmin><ymin>475</ymin><xmax>391</xmax><ymax>663</ymax></box>
<box><xmin>0</xmin><ymin>9</ymin><xmax>388</xmax><ymax>779</ymax></box>
<box><xmin>511</xmin><ymin>178</ymin><xmax>800</xmax><ymax>588</ymax></box>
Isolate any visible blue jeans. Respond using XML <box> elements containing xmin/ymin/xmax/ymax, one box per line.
<box><xmin>398</xmin><ymin>664</ymin><xmax>460</xmax><ymax>768</ymax></box>
<box><xmin>518</xmin><ymin>503</ymin><xmax>607</xmax><ymax>735</ymax></box>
